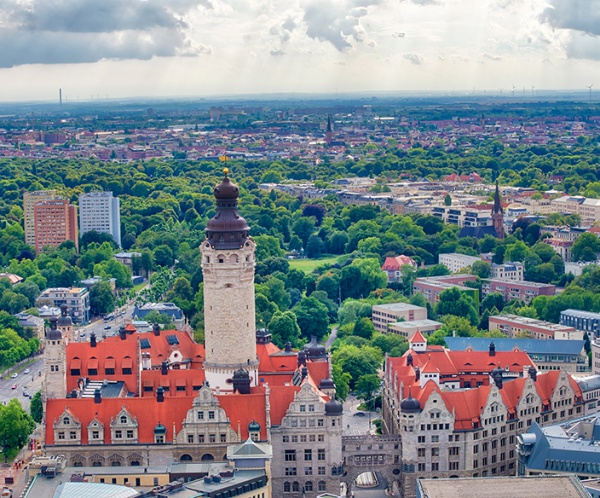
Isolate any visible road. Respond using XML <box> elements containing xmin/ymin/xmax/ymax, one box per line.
<box><xmin>0</xmin><ymin>357</ymin><xmax>44</xmax><ymax>411</ymax></box>
<box><xmin>343</xmin><ymin>394</ymin><xmax>380</xmax><ymax>436</ymax></box>
<box><xmin>74</xmin><ymin>302</ymin><xmax>136</xmax><ymax>343</ymax></box>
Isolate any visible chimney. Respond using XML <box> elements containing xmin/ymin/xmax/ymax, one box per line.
<box><xmin>90</xmin><ymin>332</ymin><xmax>97</xmax><ymax>347</ymax></box>
<box><xmin>297</xmin><ymin>350</ymin><xmax>307</xmax><ymax>368</ymax></box>
<box><xmin>94</xmin><ymin>388</ymin><xmax>101</xmax><ymax>404</ymax></box>
<box><xmin>156</xmin><ymin>386</ymin><xmax>164</xmax><ymax>403</ymax></box>
<box><xmin>161</xmin><ymin>360</ymin><xmax>168</xmax><ymax>375</ymax></box>
<box><xmin>489</xmin><ymin>341</ymin><xmax>496</xmax><ymax>357</ymax></box>
<box><xmin>301</xmin><ymin>366</ymin><xmax>308</xmax><ymax>380</ymax></box>
<box><xmin>414</xmin><ymin>366</ymin><xmax>420</xmax><ymax>382</ymax></box>
<box><xmin>406</xmin><ymin>352</ymin><xmax>413</xmax><ymax>366</ymax></box>
<box><xmin>119</xmin><ymin>326</ymin><xmax>126</xmax><ymax>340</ymax></box>
<box><xmin>153</xmin><ymin>323</ymin><xmax>160</xmax><ymax>336</ymax></box>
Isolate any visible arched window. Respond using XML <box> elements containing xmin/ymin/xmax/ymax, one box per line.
<box><xmin>63</xmin><ymin>417</ymin><xmax>70</xmax><ymax>425</ymax></box>
<box><xmin>180</xmin><ymin>454</ymin><xmax>193</xmax><ymax>462</ymax></box>
<box><xmin>318</xmin><ymin>481</ymin><xmax>326</xmax><ymax>491</ymax></box>
<box><xmin>120</xmin><ymin>416</ymin><xmax>127</xmax><ymax>424</ymax></box>
<box><xmin>305</xmin><ymin>481</ymin><xmax>313</xmax><ymax>491</ymax></box>
<box><xmin>230</xmin><ymin>254</ymin><xmax>239</xmax><ymax>263</ymax></box>
<box><xmin>201</xmin><ymin>454</ymin><xmax>214</xmax><ymax>461</ymax></box>
<box><xmin>292</xmin><ymin>482</ymin><xmax>299</xmax><ymax>492</ymax></box>
<box><xmin>284</xmin><ymin>482</ymin><xmax>290</xmax><ymax>492</ymax></box>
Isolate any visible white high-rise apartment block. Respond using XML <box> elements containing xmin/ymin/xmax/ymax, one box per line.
<box><xmin>79</xmin><ymin>191</ymin><xmax>121</xmax><ymax>247</ymax></box>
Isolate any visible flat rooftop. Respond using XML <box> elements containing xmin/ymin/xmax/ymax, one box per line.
<box><xmin>417</xmin><ymin>475</ymin><xmax>590</xmax><ymax>498</ymax></box>
<box><xmin>372</xmin><ymin>303</ymin><xmax>425</xmax><ymax>312</ymax></box>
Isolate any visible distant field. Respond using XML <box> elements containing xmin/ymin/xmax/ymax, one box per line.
<box><xmin>289</xmin><ymin>256</ymin><xmax>340</xmax><ymax>273</ymax></box>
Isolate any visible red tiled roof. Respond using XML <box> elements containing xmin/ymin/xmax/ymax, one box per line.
<box><xmin>140</xmin><ymin>369</ymin><xmax>206</xmax><ymax>398</ymax></box>
<box><xmin>409</xmin><ymin>331</ymin><xmax>426</xmax><ymax>343</ymax></box>
<box><xmin>382</xmin><ymin>255</ymin><xmax>416</xmax><ymax>271</ymax></box>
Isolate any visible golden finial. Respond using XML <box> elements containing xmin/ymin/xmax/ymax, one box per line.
<box><xmin>223</xmin><ymin>167</ymin><xmax>229</xmax><ymax>176</ymax></box>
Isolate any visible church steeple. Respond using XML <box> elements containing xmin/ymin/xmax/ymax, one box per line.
<box><xmin>325</xmin><ymin>115</ymin><xmax>333</xmax><ymax>145</ymax></box>
<box><xmin>491</xmin><ymin>180</ymin><xmax>504</xmax><ymax>239</ymax></box>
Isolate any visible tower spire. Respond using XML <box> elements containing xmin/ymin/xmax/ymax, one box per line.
<box><xmin>491</xmin><ymin>180</ymin><xmax>504</xmax><ymax>239</ymax></box>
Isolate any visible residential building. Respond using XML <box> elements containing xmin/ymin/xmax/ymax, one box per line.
<box><xmin>577</xmin><ymin>375</ymin><xmax>600</xmax><ymax>415</ymax></box>
<box><xmin>382</xmin><ymin>333</ymin><xmax>585</xmax><ymax>498</ymax></box>
<box><xmin>517</xmin><ymin>414</ymin><xmax>600</xmax><ymax>479</ymax></box>
<box><xmin>388</xmin><ymin>319</ymin><xmax>443</xmax><ymax>338</ymax></box>
<box><xmin>438</xmin><ymin>253</ymin><xmax>481</xmax><ymax>274</ymax></box>
<box><xmin>37</xmin><ymin>287</ymin><xmax>90</xmax><ymax>324</ymax></box>
<box><xmin>0</xmin><ymin>273</ymin><xmax>23</xmax><ymax>285</ymax></box>
<box><xmin>381</xmin><ymin>255</ymin><xmax>417</xmax><ymax>283</ymax></box>
<box><xmin>371</xmin><ymin>303</ymin><xmax>427</xmax><ymax>333</ymax></box>
<box><xmin>561</xmin><ymin>309</ymin><xmax>600</xmax><ymax>339</ymax></box>
<box><xmin>544</xmin><ymin>238</ymin><xmax>573</xmax><ymax>262</ymax></box>
<box><xmin>417</xmin><ymin>475</ymin><xmax>590</xmax><ymax>498</ymax></box>
<box><xmin>113</xmin><ymin>252</ymin><xmax>142</xmax><ymax>269</ymax></box>
<box><xmin>481</xmin><ymin>278</ymin><xmax>555</xmax><ymax>303</ymax></box>
<box><xmin>133</xmin><ymin>303</ymin><xmax>185</xmax><ymax>331</ymax></box>
<box><xmin>23</xmin><ymin>189</ymin><xmax>56</xmax><ymax>246</ymax></box>
<box><xmin>593</xmin><ymin>340</ymin><xmax>600</xmax><ymax>375</ymax></box>
<box><xmin>551</xmin><ymin>195</ymin><xmax>600</xmax><ymax>223</ymax></box>
<box><xmin>489</xmin><ymin>314</ymin><xmax>582</xmax><ymax>341</ymax></box>
<box><xmin>33</xmin><ymin>199</ymin><xmax>78</xmax><ymax>253</ymax></box>
<box><xmin>445</xmin><ymin>337</ymin><xmax>588</xmax><ymax>373</ymax></box>
<box><xmin>14</xmin><ymin>312</ymin><xmax>45</xmax><ymax>340</ymax></box>
<box><xmin>490</xmin><ymin>262</ymin><xmax>524</xmax><ymax>281</ymax></box>
<box><xmin>79</xmin><ymin>191</ymin><xmax>121</xmax><ymax>247</ymax></box>
<box><xmin>413</xmin><ymin>274</ymin><xmax>478</xmax><ymax>305</ymax></box>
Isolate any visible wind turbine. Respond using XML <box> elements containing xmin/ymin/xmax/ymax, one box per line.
<box><xmin>586</xmin><ymin>84</ymin><xmax>593</xmax><ymax>102</ymax></box>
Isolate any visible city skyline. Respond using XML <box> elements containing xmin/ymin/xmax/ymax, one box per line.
<box><xmin>0</xmin><ymin>0</ymin><xmax>598</xmax><ymax>102</ymax></box>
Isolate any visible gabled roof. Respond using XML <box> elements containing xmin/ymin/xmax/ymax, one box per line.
<box><xmin>409</xmin><ymin>330</ymin><xmax>426</xmax><ymax>343</ymax></box>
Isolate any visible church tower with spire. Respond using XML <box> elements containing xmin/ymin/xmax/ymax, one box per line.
<box><xmin>491</xmin><ymin>180</ymin><xmax>504</xmax><ymax>239</ymax></box>
<box><xmin>325</xmin><ymin>115</ymin><xmax>333</xmax><ymax>145</ymax></box>
<box><xmin>201</xmin><ymin>169</ymin><xmax>259</xmax><ymax>390</ymax></box>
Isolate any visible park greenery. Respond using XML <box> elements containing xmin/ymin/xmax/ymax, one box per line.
<box><xmin>0</xmin><ymin>134</ymin><xmax>599</xmax><ymax>401</ymax></box>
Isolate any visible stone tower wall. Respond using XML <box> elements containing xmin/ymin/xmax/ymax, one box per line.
<box><xmin>44</xmin><ymin>338</ymin><xmax>67</xmax><ymax>400</ymax></box>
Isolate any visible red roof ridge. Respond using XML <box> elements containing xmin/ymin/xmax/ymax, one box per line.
<box><xmin>410</xmin><ymin>330</ymin><xmax>426</xmax><ymax>343</ymax></box>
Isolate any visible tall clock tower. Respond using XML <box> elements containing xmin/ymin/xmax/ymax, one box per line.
<box><xmin>201</xmin><ymin>169</ymin><xmax>259</xmax><ymax>390</ymax></box>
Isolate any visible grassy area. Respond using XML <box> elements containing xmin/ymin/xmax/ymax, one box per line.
<box><xmin>132</xmin><ymin>281</ymin><xmax>147</xmax><ymax>293</ymax></box>
<box><xmin>289</xmin><ymin>256</ymin><xmax>341</xmax><ymax>273</ymax></box>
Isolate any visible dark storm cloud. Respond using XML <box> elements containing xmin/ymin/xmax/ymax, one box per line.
<box><xmin>0</xmin><ymin>0</ymin><xmax>208</xmax><ymax>67</ymax></box>
<box><xmin>540</xmin><ymin>0</ymin><xmax>600</xmax><ymax>36</ymax></box>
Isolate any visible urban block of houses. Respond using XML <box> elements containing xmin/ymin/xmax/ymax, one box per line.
<box><xmin>438</xmin><ymin>253</ymin><xmax>481</xmax><ymax>274</ymax></box>
<box><xmin>413</xmin><ymin>274</ymin><xmax>478</xmax><ymax>305</ymax></box>
<box><xmin>482</xmin><ymin>278</ymin><xmax>555</xmax><ymax>303</ymax></box>
<box><xmin>382</xmin><ymin>332</ymin><xmax>586</xmax><ymax>498</ymax></box>
<box><xmin>445</xmin><ymin>337</ymin><xmax>588</xmax><ymax>373</ymax></box>
<box><xmin>133</xmin><ymin>303</ymin><xmax>186</xmax><ymax>330</ymax></box>
<box><xmin>490</xmin><ymin>262</ymin><xmax>524</xmax><ymax>281</ymax></box>
<box><xmin>371</xmin><ymin>303</ymin><xmax>427</xmax><ymax>333</ymax></box>
<box><xmin>517</xmin><ymin>414</ymin><xmax>600</xmax><ymax>480</ymax></box>
<box><xmin>381</xmin><ymin>255</ymin><xmax>417</xmax><ymax>283</ymax></box>
<box><xmin>561</xmin><ymin>309</ymin><xmax>600</xmax><ymax>339</ymax></box>
<box><xmin>388</xmin><ymin>319</ymin><xmax>443</xmax><ymax>338</ymax></box>
<box><xmin>489</xmin><ymin>314</ymin><xmax>583</xmax><ymax>341</ymax></box>
<box><xmin>551</xmin><ymin>195</ymin><xmax>600</xmax><ymax>223</ymax></box>
<box><xmin>37</xmin><ymin>287</ymin><xmax>90</xmax><ymax>324</ymax></box>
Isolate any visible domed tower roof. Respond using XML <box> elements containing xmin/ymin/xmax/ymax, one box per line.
<box><xmin>248</xmin><ymin>420</ymin><xmax>261</xmax><ymax>433</ymax></box>
<box><xmin>46</xmin><ymin>315</ymin><xmax>62</xmax><ymax>340</ymax></box>
<box><xmin>325</xmin><ymin>398</ymin><xmax>343</xmax><ymax>416</ymax></box>
<box><xmin>304</xmin><ymin>336</ymin><xmax>327</xmax><ymax>360</ymax></box>
<box><xmin>154</xmin><ymin>423</ymin><xmax>166</xmax><ymax>435</ymax></box>
<box><xmin>400</xmin><ymin>395</ymin><xmax>421</xmax><ymax>413</ymax></box>
<box><xmin>57</xmin><ymin>304</ymin><xmax>73</xmax><ymax>327</ymax></box>
<box><xmin>319</xmin><ymin>378</ymin><xmax>335</xmax><ymax>390</ymax></box>
<box><xmin>205</xmin><ymin>169</ymin><xmax>250</xmax><ymax>250</ymax></box>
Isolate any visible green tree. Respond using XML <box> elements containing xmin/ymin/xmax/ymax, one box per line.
<box><xmin>172</xmin><ymin>276</ymin><xmax>194</xmax><ymax>301</ymax></box>
<box><xmin>481</xmin><ymin>292</ymin><xmax>504</xmax><ymax>313</ymax></box>
<box><xmin>254</xmin><ymin>235</ymin><xmax>285</xmax><ymax>261</ymax></box>
<box><xmin>435</xmin><ymin>287</ymin><xmax>478</xmax><ymax>325</ymax></box>
<box><xmin>305</xmin><ymin>234</ymin><xmax>325</xmax><ymax>258</ymax></box>
<box><xmin>93</xmin><ymin>259</ymin><xmax>133</xmax><ymax>289</ymax></box>
<box><xmin>89</xmin><ymin>281</ymin><xmax>115</xmax><ymax>316</ymax></box>
<box><xmin>265</xmin><ymin>277</ymin><xmax>291</xmax><ymax>311</ymax></box>
<box><xmin>30</xmin><ymin>391</ymin><xmax>42</xmax><ymax>424</ymax></box>
<box><xmin>353</xmin><ymin>317</ymin><xmax>375</xmax><ymax>340</ymax></box>
<box><xmin>444</xmin><ymin>194</ymin><xmax>452</xmax><ymax>206</ymax></box>
<box><xmin>355</xmin><ymin>373</ymin><xmax>381</xmax><ymax>410</ymax></box>
<box><xmin>471</xmin><ymin>260</ymin><xmax>491</xmax><ymax>279</ymax></box>
<box><xmin>572</xmin><ymin>233</ymin><xmax>600</xmax><ymax>262</ymax></box>
<box><xmin>268</xmin><ymin>311</ymin><xmax>302</xmax><ymax>348</ymax></box>
<box><xmin>332</xmin><ymin>344</ymin><xmax>383</xmax><ymax>388</ymax></box>
<box><xmin>332</xmin><ymin>363</ymin><xmax>351</xmax><ymax>401</ymax></box>
<box><xmin>292</xmin><ymin>217</ymin><xmax>316</xmax><ymax>249</ymax></box>
<box><xmin>0</xmin><ymin>399</ymin><xmax>35</xmax><ymax>455</ymax></box>
<box><xmin>292</xmin><ymin>297</ymin><xmax>330</xmax><ymax>341</ymax></box>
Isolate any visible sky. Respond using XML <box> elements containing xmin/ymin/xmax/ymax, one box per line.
<box><xmin>0</xmin><ymin>0</ymin><xmax>598</xmax><ymax>102</ymax></box>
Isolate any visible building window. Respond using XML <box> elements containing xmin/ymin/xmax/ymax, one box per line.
<box><xmin>418</xmin><ymin>436</ymin><xmax>425</xmax><ymax>443</ymax></box>
<box><xmin>450</xmin><ymin>462</ymin><xmax>459</xmax><ymax>470</ymax></box>
<box><xmin>318</xmin><ymin>449</ymin><xmax>325</xmax><ymax>461</ymax></box>
<box><xmin>188</xmin><ymin>435</ymin><xmax>194</xmax><ymax>444</ymax></box>
<box><xmin>122</xmin><ymin>368</ymin><xmax>132</xmax><ymax>375</ymax></box>
<box><xmin>305</xmin><ymin>467</ymin><xmax>312</xmax><ymax>475</ymax></box>
<box><xmin>431</xmin><ymin>448</ymin><xmax>439</xmax><ymax>457</ymax></box>
<box><xmin>305</xmin><ymin>450</ymin><xmax>312</xmax><ymax>461</ymax></box>
<box><xmin>199</xmin><ymin>435</ymin><xmax>205</xmax><ymax>443</ymax></box>
<box><xmin>432</xmin><ymin>463</ymin><xmax>439</xmax><ymax>471</ymax></box>
<box><xmin>300</xmin><ymin>405</ymin><xmax>306</xmax><ymax>412</ymax></box>
<box><xmin>318</xmin><ymin>481</ymin><xmax>326</xmax><ymax>491</ymax></box>
<box><xmin>449</xmin><ymin>447</ymin><xmax>459</xmax><ymax>456</ymax></box>
<box><xmin>318</xmin><ymin>434</ymin><xmax>324</xmax><ymax>442</ymax></box>
<box><xmin>209</xmin><ymin>434</ymin><xmax>216</xmax><ymax>443</ymax></box>
<box><xmin>58</xmin><ymin>432</ymin><xmax>65</xmax><ymax>440</ymax></box>
<box><xmin>220</xmin><ymin>434</ymin><xmax>226</xmax><ymax>443</ymax></box>
<box><xmin>283</xmin><ymin>436</ymin><xmax>289</xmax><ymax>443</ymax></box>
<box><xmin>318</xmin><ymin>419</ymin><xmax>324</xmax><ymax>427</ymax></box>
<box><xmin>105</xmin><ymin>368</ymin><xmax>115</xmax><ymax>375</ymax></box>
<box><xmin>285</xmin><ymin>450</ymin><xmax>296</xmax><ymax>462</ymax></box>
<box><xmin>88</xmin><ymin>369</ymin><xmax>98</xmax><ymax>375</ymax></box>
<box><xmin>91</xmin><ymin>431</ymin><xmax>99</xmax><ymax>439</ymax></box>
<box><xmin>285</xmin><ymin>467</ymin><xmax>297</xmax><ymax>476</ymax></box>
<box><xmin>284</xmin><ymin>482</ymin><xmax>290</xmax><ymax>492</ymax></box>
<box><xmin>197</xmin><ymin>411</ymin><xmax>204</xmax><ymax>420</ymax></box>
<box><xmin>418</xmin><ymin>448</ymin><xmax>425</xmax><ymax>457</ymax></box>
<box><xmin>126</xmin><ymin>430</ymin><xmax>134</xmax><ymax>439</ymax></box>
<box><xmin>418</xmin><ymin>463</ymin><xmax>425</xmax><ymax>472</ymax></box>
<box><xmin>318</xmin><ymin>467</ymin><xmax>326</xmax><ymax>475</ymax></box>
<box><xmin>208</xmin><ymin>411</ymin><xmax>215</xmax><ymax>420</ymax></box>
<box><xmin>115</xmin><ymin>430</ymin><xmax>122</xmax><ymax>438</ymax></box>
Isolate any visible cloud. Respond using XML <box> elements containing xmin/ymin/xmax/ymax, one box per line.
<box><xmin>301</xmin><ymin>0</ymin><xmax>379</xmax><ymax>52</ymax></box>
<box><xmin>540</xmin><ymin>0</ymin><xmax>600</xmax><ymax>36</ymax></box>
<box><xmin>403</xmin><ymin>53</ymin><xmax>423</xmax><ymax>64</ymax></box>
<box><xmin>483</xmin><ymin>53</ymin><xmax>502</xmax><ymax>61</ymax></box>
<box><xmin>0</xmin><ymin>0</ymin><xmax>208</xmax><ymax>67</ymax></box>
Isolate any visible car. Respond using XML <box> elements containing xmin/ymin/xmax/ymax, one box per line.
<box><xmin>22</xmin><ymin>391</ymin><xmax>29</xmax><ymax>397</ymax></box>
<box><xmin>11</xmin><ymin>373</ymin><xmax>17</xmax><ymax>379</ymax></box>
<box><xmin>104</xmin><ymin>325</ymin><xmax>111</xmax><ymax>330</ymax></box>
<box><xmin>11</xmin><ymin>384</ymin><xmax>16</xmax><ymax>390</ymax></box>
<box><xmin>353</xmin><ymin>412</ymin><xmax>366</xmax><ymax>417</ymax></box>
<box><xmin>80</xmin><ymin>332</ymin><xmax>86</xmax><ymax>338</ymax></box>
<box><xmin>23</xmin><ymin>369</ymin><xmax>30</xmax><ymax>374</ymax></box>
